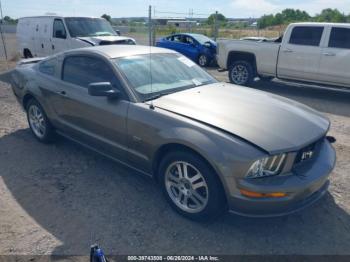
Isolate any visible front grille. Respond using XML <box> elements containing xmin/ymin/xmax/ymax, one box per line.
<box><xmin>294</xmin><ymin>138</ymin><xmax>323</xmax><ymax>164</ymax></box>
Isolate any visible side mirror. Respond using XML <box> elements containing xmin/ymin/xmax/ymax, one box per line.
<box><xmin>88</xmin><ymin>82</ymin><xmax>120</xmax><ymax>98</ymax></box>
<box><xmin>204</xmin><ymin>41</ymin><xmax>211</xmax><ymax>48</ymax></box>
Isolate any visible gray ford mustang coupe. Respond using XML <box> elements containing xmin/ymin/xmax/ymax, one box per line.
<box><xmin>0</xmin><ymin>45</ymin><xmax>336</xmax><ymax>221</ymax></box>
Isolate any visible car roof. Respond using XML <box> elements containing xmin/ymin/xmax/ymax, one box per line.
<box><xmin>290</xmin><ymin>22</ymin><xmax>350</xmax><ymax>27</ymax></box>
<box><xmin>173</xmin><ymin>33</ymin><xmax>204</xmax><ymax>38</ymax></box>
<box><xmin>65</xmin><ymin>45</ymin><xmax>177</xmax><ymax>59</ymax></box>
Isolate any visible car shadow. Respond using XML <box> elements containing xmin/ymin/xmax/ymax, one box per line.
<box><xmin>251</xmin><ymin>79</ymin><xmax>350</xmax><ymax>118</ymax></box>
<box><xmin>1</xmin><ymin>129</ymin><xmax>350</xmax><ymax>255</ymax></box>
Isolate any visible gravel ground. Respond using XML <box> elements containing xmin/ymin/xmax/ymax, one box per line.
<box><xmin>0</xmin><ymin>61</ymin><xmax>350</xmax><ymax>257</ymax></box>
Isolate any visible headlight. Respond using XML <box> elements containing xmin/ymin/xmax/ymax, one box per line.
<box><xmin>246</xmin><ymin>154</ymin><xmax>287</xmax><ymax>179</ymax></box>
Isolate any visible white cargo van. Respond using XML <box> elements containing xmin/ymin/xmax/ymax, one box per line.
<box><xmin>16</xmin><ymin>16</ymin><xmax>136</xmax><ymax>58</ymax></box>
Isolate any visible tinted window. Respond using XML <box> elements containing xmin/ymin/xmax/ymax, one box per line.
<box><xmin>62</xmin><ymin>56</ymin><xmax>115</xmax><ymax>88</ymax></box>
<box><xmin>329</xmin><ymin>27</ymin><xmax>350</xmax><ymax>49</ymax></box>
<box><xmin>53</xmin><ymin>19</ymin><xmax>67</xmax><ymax>38</ymax></box>
<box><xmin>39</xmin><ymin>58</ymin><xmax>56</xmax><ymax>76</ymax></box>
<box><xmin>289</xmin><ymin>26</ymin><xmax>324</xmax><ymax>46</ymax></box>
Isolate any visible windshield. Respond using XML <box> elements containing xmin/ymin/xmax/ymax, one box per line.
<box><xmin>65</xmin><ymin>17</ymin><xmax>116</xmax><ymax>37</ymax></box>
<box><xmin>113</xmin><ymin>53</ymin><xmax>217</xmax><ymax>101</ymax></box>
<box><xmin>191</xmin><ymin>34</ymin><xmax>215</xmax><ymax>45</ymax></box>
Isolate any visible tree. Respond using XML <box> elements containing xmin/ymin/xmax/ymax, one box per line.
<box><xmin>258</xmin><ymin>8</ymin><xmax>310</xmax><ymax>28</ymax></box>
<box><xmin>207</xmin><ymin>13</ymin><xmax>227</xmax><ymax>25</ymax></box>
<box><xmin>258</xmin><ymin>14</ymin><xmax>275</xmax><ymax>29</ymax></box>
<box><xmin>101</xmin><ymin>14</ymin><xmax>112</xmax><ymax>23</ymax></box>
<box><xmin>314</xmin><ymin>9</ymin><xmax>346</xmax><ymax>22</ymax></box>
<box><xmin>2</xmin><ymin>15</ymin><xmax>17</xmax><ymax>24</ymax></box>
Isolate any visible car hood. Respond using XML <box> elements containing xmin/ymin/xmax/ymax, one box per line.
<box><xmin>76</xmin><ymin>35</ymin><xmax>134</xmax><ymax>45</ymax></box>
<box><xmin>152</xmin><ymin>83</ymin><xmax>330</xmax><ymax>154</ymax></box>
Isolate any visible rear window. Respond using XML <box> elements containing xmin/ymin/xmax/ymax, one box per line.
<box><xmin>289</xmin><ymin>26</ymin><xmax>324</xmax><ymax>46</ymax></box>
<box><xmin>329</xmin><ymin>27</ymin><xmax>350</xmax><ymax>49</ymax></box>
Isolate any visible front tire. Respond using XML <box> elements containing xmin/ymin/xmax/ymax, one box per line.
<box><xmin>228</xmin><ymin>61</ymin><xmax>254</xmax><ymax>86</ymax></box>
<box><xmin>158</xmin><ymin>151</ymin><xmax>226</xmax><ymax>221</ymax></box>
<box><xmin>198</xmin><ymin>54</ymin><xmax>209</xmax><ymax>67</ymax></box>
<box><xmin>26</xmin><ymin>99</ymin><xmax>55</xmax><ymax>143</ymax></box>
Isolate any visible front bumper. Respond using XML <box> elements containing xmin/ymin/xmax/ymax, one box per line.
<box><xmin>226</xmin><ymin>140</ymin><xmax>336</xmax><ymax>217</ymax></box>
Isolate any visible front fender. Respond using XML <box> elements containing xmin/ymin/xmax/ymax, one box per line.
<box><xmin>152</xmin><ymin>123</ymin><xmax>265</xmax><ymax>198</ymax></box>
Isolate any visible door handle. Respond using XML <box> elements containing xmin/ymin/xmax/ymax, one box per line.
<box><xmin>283</xmin><ymin>48</ymin><xmax>293</xmax><ymax>53</ymax></box>
<box><xmin>52</xmin><ymin>45</ymin><xmax>55</xmax><ymax>50</ymax></box>
<box><xmin>323</xmin><ymin>52</ymin><xmax>335</xmax><ymax>56</ymax></box>
<box><xmin>58</xmin><ymin>90</ymin><xmax>66</xmax><ymax>95</ymax></box>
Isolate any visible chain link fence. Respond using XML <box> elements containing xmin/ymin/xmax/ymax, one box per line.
<box><xmin>0</xmin><ymin>5</ymin><xmax>285</xmax><ymax>60</ymax></box>
<box><xmin>147</xmin><ymin>6</ymin><xmax>284</xmax><ymax>46</ymax></box>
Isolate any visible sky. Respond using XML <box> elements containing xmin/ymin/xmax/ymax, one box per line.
<box><xmin>1</xmin><ymin>0</ymin><xmax>350</xmax><ymax>19</ymax></box>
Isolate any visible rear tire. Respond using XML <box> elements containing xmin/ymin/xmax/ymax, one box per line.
<box><xmin>158</xmin><ymin>151</ymin><xmax>226</xmax><ymax>221</ymax></box>
<box><xmin>228</xmin><ymin>61</ymin><xmax>254</xmax><ymax>86</ymax></box>
<box><xmin>26</xmin><ymin>99</ymin><xmax>55</xmax><ymax>143</ymax></box>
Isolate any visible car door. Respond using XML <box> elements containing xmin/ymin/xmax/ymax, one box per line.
<box><xmin>169</xmin><ymin>34</ymin><xmax>184</xmax><ymax>52</ymax></box>
<box><xmin>181</xmin><ymin>35</ymin><xmax>200</xmax><ymax>61</ymax></box>
<box><xmin>51</xmin><ymin>18</ymin><xmax>69</xmax><ymax>54</ymax></box>
<box><xmin>318</xmin><ymin>26</ymin><xmax>350</xmax><ymax>86</ymax></box>
<box><xmin>277</xmin><ymin>25</ymin><xmax>324</xmax><ymax>81</ymax></box>
<box><xmin>52</xmin><ymin>55</ymin><xmax>130</xmax><ymax>162</ymax></box>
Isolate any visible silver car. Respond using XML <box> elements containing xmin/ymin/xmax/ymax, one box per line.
<box><xmin>0</xmin><ymin>45</ymin><xmax>336</xmax><ymax>221</ymax></box>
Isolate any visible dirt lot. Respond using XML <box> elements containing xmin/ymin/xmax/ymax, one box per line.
<box><xmin>0</xmin><ymin>60</ymin><xmax>350</xmax><ymax>257</ymax></box>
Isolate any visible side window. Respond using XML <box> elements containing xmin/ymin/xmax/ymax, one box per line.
<box><xmin>184</xmin><ymin>36</ymin><xmax>194</xmax><ymax>45</ymax></box>
<box><xmin>53</xmin><ymin>19</ymin><xmax>67</xmax><ymax>39</ymax></box>
<box><xmin>289</xmin><ymin>26</ymin><xmax>324</xmax><ymax>46</ymax></box>
<box><xmin>62</xmin><ymin>56</ymin><xmax>115</xmax><ymax>88</ymax></box>
<box><xmin>173</xmin><ymin>35</ymin><xmax>182</xmax><ymax>42</ymax></box>
<box><xmin>38</xmin><ymin>58</ymin><xmax>56</xmax><ymax>76</ymax></box>
<box><xmin>329</xmin><ymin>27</ymin><xmax>350</xmax><ymax>49</ymax></box>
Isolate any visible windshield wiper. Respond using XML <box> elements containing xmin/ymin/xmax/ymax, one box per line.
<box><xmin>144</xmin><ymin>92</ymin><xmax>173</xmax><ymax>102</ymax></box>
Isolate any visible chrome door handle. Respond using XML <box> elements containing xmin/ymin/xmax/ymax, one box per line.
<box><xmin>323</xmin><ymin>52</ymin><xmax>335</xmax><ymax>56</ymax></box>
<box><xmin>283</xmin><ymin>48</ymin><xmax>293</xmax><ymax>53</ymax></box>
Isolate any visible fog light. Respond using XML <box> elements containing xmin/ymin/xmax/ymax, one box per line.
<box><xmin>240</xmin><ymin>189</ymin><xmax>287</xmax><ymax>198</ymax></box>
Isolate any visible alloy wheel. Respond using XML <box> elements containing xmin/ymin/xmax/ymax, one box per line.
<box><xmin>231</xmin><ymin>64</ymin><xmax>249</xmax><ymax>84</ymax></box>
<box><xmin>165</xmin><ymin>161</ymin><xmax>209</xmax><ymax>213</ymax></box>
<box><xmin>28</xmin><ymin>104</ymin><xmax>46</xmax><ymax>139</ymax></box>
<box><xmin>198</xmin><ymin>55</ymin><xmax>207</xmax><ymax>67</ymax></box>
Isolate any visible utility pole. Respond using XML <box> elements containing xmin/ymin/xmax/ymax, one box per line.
<box><xmin>0</xmin><ymin>0</ymin><xmax>8</xmax><ymax>62</ymax></box>
<box><xmin>189</xmin><ymin>8</ymin><xmax>193</xmax><ymax>33</ymax></box>
<box><xmin>214</xmin><ymin>11</ymin><xmax>219</xmax><ymax>41</ymax></box>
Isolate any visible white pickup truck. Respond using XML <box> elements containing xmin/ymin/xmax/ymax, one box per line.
<box><xmin>217</xmin><ymin>22</ymin><xmax>350</xmax><ymax>87</ymax></box>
